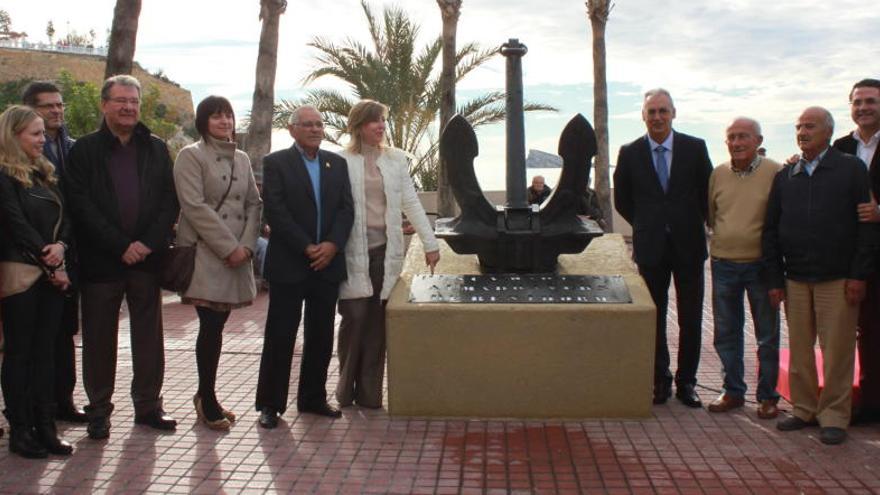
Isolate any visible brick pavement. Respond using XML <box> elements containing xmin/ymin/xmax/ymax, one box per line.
<box><xmin>1</xmin><ymin>265</ymin><xmax>880</xmax><ymax>494</ymax></box>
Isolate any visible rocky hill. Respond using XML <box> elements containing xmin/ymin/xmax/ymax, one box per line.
<box><xmin>0</xmin><ymin>47</ymin><xmax>193</xmax><ymax>122</ymax></box>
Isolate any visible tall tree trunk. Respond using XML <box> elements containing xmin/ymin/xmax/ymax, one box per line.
<box><xmin>246</xmin><ymin>0</ymin><xmax>287</xmax><ymax>182</ymax></box>
<box><xmin>587</xmin><ymin>0</ymin><xmax>613</xmax><ymax>231</ymax></box>
<box><xmin>436</xmin><ymin>0</ymin><xmax>462</xmax><ymax>217</ymax></box>
<box><xmin>104</xmin><ymin>0</ymin><xmax>142</xmax><ymax>78</ymax></box>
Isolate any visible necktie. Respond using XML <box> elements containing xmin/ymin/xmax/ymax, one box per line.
<box><xmin>654</xmin><ymin>145</ymin><xmax>669</xmax><ymax>192</ymax></box>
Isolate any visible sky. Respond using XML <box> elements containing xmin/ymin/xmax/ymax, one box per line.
<box><xmin>6</xmin><ymin>0</ymin><xmax>879</xmax><ymax>190</ymax></box>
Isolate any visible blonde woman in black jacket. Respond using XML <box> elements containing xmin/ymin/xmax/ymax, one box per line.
<box><xmin>0</xmin><ymin>105</ymin><xmax>73</xmax><ymax>458</ymax></box>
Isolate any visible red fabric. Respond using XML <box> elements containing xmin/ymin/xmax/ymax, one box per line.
<box><xmin>777</xmin><ymin>348</ymin><xmax>861</xmax><ymax>406</ymax></box>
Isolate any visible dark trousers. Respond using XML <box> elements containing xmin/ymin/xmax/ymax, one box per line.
<box><xmin>81</xmin><ymin>269</ymin><xmax>165</xmax><ymax>418</ymax></box>
<box><xmin>638</xmin><ymin>236</ymin><xmax>705</xmax><ymax>388</ymax></box>
<box><xmin>54</xmin><ymin>291</ymin><xmax>79</xmax><ymax>408</ymax></box>
<box><xmin>858</xmin><ymin>272</ymin><xmax>880</xmax><ymax>413</ymax></box>
<box><xmin>336</xmin><ymin>246</ymin><xmax>386</xmax><ymax>408</ymax></box>
<box><xmin>0</xmin><ymin>279</ymin><xmax>64</xmax><ymax>427</ymax></box>
<box><xmin>256</xmin><ymin>275</ymin><xmax>339</xmax><ymax>413</ymax></box>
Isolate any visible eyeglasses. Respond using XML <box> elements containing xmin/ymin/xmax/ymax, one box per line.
<box><xmin>107</xmin><ymin>97</ymin><xmax>140</xmax><ymax>106</ymax></box>
<box><xmin>293</xmin><ymin>121</ymin><xmax>325</xmax><ymax>129</ymax></box>
<box><xmin>35</xmin><ymin>102</ymin><xmax>65</xmax><ymax>110</ymax></box>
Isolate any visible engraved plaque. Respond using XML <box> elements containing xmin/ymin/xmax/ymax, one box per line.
<box><xmin>409</xmin><ymin>274</ymin><xmax>631</xmax><ymax>304</ymax></box>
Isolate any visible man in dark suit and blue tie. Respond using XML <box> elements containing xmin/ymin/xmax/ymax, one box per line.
<box><xmin>613</xmin><ymin>88</ymin><xmax>713</xmax><ymax>407</ymax></box>
<box><xmin>255</xmin><ymin>105</ymin><xmax>354</xmax><ymax>428</ymax></box>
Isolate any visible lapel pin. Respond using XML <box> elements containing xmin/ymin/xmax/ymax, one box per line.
<box><xmin>325</xmin><ymin>162</ymin><xmax>331</xmax><ymax>168</ymax></box>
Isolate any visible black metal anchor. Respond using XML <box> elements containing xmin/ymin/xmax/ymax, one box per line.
<box><xmin>434</xmin><ymin>38</ymin><xmax>604</xmax><ymax>273</ymax></box>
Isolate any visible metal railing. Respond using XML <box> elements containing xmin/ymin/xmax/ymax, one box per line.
<box><xmin>0</xmin><ymin>38</ymin><xmax>107</xmax><ymax>56</ymax></box>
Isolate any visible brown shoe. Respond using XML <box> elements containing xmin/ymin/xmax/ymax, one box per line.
<box><xmin>707</xmin><ymin>393</ymin><xmax>745</xmax><ymax>413</ymax></box>
<box><xmin>757</xmin><ymin>399</ymin><xmax>780</xmax><ymax>419</ymax></box>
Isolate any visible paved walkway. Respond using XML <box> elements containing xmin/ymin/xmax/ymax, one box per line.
<box><xmin>1</xmin><ymin>265</ymin><xmax>880</xmax><ymax>494</ymax></box>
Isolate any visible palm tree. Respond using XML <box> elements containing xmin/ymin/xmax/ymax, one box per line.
<box><xmin>275</xmin><ymin>0</ymin><xmax>554</xmax><ymax>190</ymax></box>
<box><xmin>246</xmin><ymin>0</ymin><xmax>287</xmax><ymax>181</ymax></box>
<box><xmin>436</xmin><ymin>0</ymin><xmax>462</xmax><ymax>215</ymax></box>
<box><xmin>586</xmin><ymin>0</ymin><xmax>614</xmax><ymax>230</ymax></box>
<box><xmin>104</xmin><ymin>0</ymin><xmax>142</xmax><ymax>78</ymax></box>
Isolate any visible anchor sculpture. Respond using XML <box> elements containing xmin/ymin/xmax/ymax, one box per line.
<box><xmin>434</xmin><ymin>38</ymin><xmax>604</xmax><ymax>273</ymax></box>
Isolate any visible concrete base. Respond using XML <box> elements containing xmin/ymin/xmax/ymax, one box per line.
<box><xmin>386</xmin><ymin>234</ymin><xmax>655</xmax><ymax>418</ymax></box>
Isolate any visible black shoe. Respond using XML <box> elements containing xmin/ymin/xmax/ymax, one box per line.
<box><xmin>298</xmin><ymin>402</ymin><xmax>342</xmax><ymax>418</ymax></box>
<box><xmin>87</xmin><ymin>417</ymin><xmax>111</xmax><ymax>440</ymax></box>
<box><xmin>675</xmin><ymin>385</ymin><xmax>703</xmax><ymax>408</ymax></box>
<box><xmin>8</xmin><ymin>427</ymin><xmax>48</xmax><ymax>459</ymax></box>
<box><xmin>776</xmin><ymin>414</ymin><xmax>817</xmax><ymax>431</ymax></box>
<box><xmin>34</xmin><ymin>421</ymin><xmax>73</xmax><ymax>456</ymax></box>
<box><xmin>653</xmin><ymin>381</ymin><xmax>672</xmax><ymax>405</ymax></box>
<box><xmin>56</xmin><ymin>404</ymin><xmax>89</xmax><ymax>423</ymax></box>
<box><xmin>258</xmin><ymin>408</ymin><xmax>279</xmax><ymax>429</ymax></box>
<box><xmin>820</xmin><ymin>427</ymin><xmax>847</xmax><ymax>445</ymax></box>
<box><xmin>134</xmin><ymin>409</ymin><xmax>177</xmax><ymax>431</ymax></box>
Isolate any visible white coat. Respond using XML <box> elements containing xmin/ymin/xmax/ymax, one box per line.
<box><xmin>338</xmin><ymin>147</ymin><xmax>439</xmax><ymax>300</ymax></box>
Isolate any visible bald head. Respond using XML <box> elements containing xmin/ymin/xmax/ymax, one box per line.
<box><xmin>796</xmin><ymin>106</ymin><xmax>834</xmax><ymax>160</ymax></box>
<box><xmin>725</xmin><ymin>117</ymin><xmax>764</xmax><ymax>169</ymax></box>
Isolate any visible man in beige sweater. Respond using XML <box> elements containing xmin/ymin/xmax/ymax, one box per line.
<box><xmin>707</xmin><ymin>117</ymin><xmax>782</xmax><ymax>419</ymax></box>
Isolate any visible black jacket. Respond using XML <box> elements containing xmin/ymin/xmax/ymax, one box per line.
<box><xmin>262</xmin><ymin>145</ymin><xmax>353</xmax><ymax>285</ymax></box>
<box><xmin>834</xmin><ymin>133</ymin><xmax>880</xmax><ymax>201</ymax></box>
<box><xmin>0</xmin><ymin>171</ymin><xmax>72</xmax><ymax>271</ymax></box>
<box><xmin>613</xmin><ymin>131</ymin><xmax>713</xmax><ymax>267</ymax></box>
<box><xmin>762</xmin><ymin>147</ymin><xmax>876</xmax><ymax>288</ymax></box>
<box><xmin>65</xmin><ymin>121</ymin><xmax>179</xmax><ymax>282</ymax></box>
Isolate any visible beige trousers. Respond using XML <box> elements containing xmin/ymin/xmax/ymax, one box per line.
<box><xmin>785</xmin><ymin>279</ymin><xmax>858</xmax><ymax>429</ymax></box>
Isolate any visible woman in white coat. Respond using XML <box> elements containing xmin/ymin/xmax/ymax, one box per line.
<box><xmin>173</xmin><ymin>96</ymin><xmax>262</xmax><ymax>429</ymax></box>
<box><xmin>336</xmin><ymin>100</ymin><xmax>440</xmax><ymax>408</ymax></box>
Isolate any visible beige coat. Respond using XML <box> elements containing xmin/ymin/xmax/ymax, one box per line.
<box><xmin>173</xmin><ymin>137</ymin><xmax>262</xmax><ymax>304</ymax></box>
<box><xmin>338</xmin><ymin>147</ymin><xmax>439</xmax><ymax>300</ymax></box>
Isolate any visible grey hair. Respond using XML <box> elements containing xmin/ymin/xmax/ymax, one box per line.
<box><xmin>288</xmin><ymin>105</ymin><xmax>321</xmax><ymax>126</ymax></box>
<box><xmin>101</xmin><ymin>74</ymin><xmax>142</xmax><ymax>101</ymax></box>
<box><xmin>803</xmin><ymin>106</ymin><xmax>834</xmax><ymax>132</ymax></box>
<box><xmin>644</xmin><ymin>88</ymin><xmax>675</xmax><ymax>109</ymax></box>
<box><xmin>728</xmin><ymin>116</ymin><xmax>762</xmax><ymax>137</ymax></box>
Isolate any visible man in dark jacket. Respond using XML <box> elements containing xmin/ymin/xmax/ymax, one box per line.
<box><xmin>833</xmin><ymin>78</ymin><xmax>880</xmax><ymax>422</ymax></box>
<box><xmin>65</xmin><ymin>75</ymin><xmax>179</xmax><ymax>440</ymax></box>
<box><xmin>255</xmin><ymin>105</ymin><xmax>353</xmax><ymax>428</ymax></box>
<box><xmin>613</xmin><ymin>88</ymin><xmax>713</xmax><ymax>408</ymax></box>
<box><xmin>22</xmin><ymin>81</ymin><xmax>87</xmax><ymax>424</ymax></box>
<box><xmin>764</xmin><ymin>106</ymin><xmax>876</xmax><ymax>445</ymax></box>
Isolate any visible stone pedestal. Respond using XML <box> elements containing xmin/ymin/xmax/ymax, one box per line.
<box><xmin>385</xmin><ymin>234</ymin><xmax>655</xmax><ymax>418</ymax></box>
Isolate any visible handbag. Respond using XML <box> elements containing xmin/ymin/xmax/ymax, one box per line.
<box><xmin>160</xmin><ymin>159</ymin><xmax>235</xmax><ymax>292</ymax></box>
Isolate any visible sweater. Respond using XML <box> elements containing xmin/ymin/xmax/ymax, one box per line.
<box><xmin>708</xmin><ymin>157</ymin><xmax>781</xmax><ymax>262</ymax></box>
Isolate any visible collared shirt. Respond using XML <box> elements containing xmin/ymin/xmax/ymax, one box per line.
<box><xmin>294</xmin><ymin>142</ymin><xmax>322</xmax><ymax>241</ymax></box>
<box><xmin>852</xmin><ymin>129</ymin><xmax>880</xmax><ymax>167</ymax></box>
<box><xmin>730</xmin><ymin>155</ymin><xmax>762</xmax><ymax>178</ymax></box>
<box><xmin>647</xmin><ymin>132</ymin><xmax>674</xmax><ymax>174</ymax></box>
<box><xmin>793</xmin><ymin>147</ymin><xmax>829</xmax><ymax>177</ymax></box>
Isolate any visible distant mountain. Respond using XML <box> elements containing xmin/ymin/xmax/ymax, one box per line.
<box><xmin>526</xmin><ymin>149</ymin><xmax>562</xmax><ymax>169</ymax></box>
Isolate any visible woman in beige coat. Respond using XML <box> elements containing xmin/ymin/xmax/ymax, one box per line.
<box><xmin>173</xmin><ymin>96</ymin><xmax>262</xmax><ymax>430</ymax></box>
<box><xmin>336</xmin><ymin>100</ymin><xmax>440</xmax><ymax>408</ymax></box>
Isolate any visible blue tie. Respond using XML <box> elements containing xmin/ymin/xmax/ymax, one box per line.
<box><xmin>654</xmin><ymin>145</ymin><xmax>669</xmax><ymax>193</ymax></box>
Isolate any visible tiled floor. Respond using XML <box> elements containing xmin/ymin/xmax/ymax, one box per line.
<box><xmin>1</xmin><ymin>265</ymin><xmax>880</xmax><ymax>494</ymax></box>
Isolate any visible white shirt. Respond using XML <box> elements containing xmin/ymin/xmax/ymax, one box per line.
<box><xmin>852</xmin><ymin>129</ymin><xmax>880</xmax><ymax>167</ymax></box>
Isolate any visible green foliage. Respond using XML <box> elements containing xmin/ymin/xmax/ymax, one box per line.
<box><xmin>273</xmin><ymin>0</ymin><xmax>555</xmax><ymax>190</ymax></box>
<box><xmin>56</xmin><ymin>71</ymin><xmax>102</xmax><ymax>138</ymax></box>
<box><xmin>140</xmin><ymin>86</ymin><xmax>177</xmax><ymax>140</ymax></box>
<box><xmin>46</xmin><ymin>21</ymin><xmax>55</xmax><ymax>43</ymax></box>
<box><xmin>0</xmin><ymin>10</ymin><xmax>12</xmax><ymax>33</ymax></box>
<box><xmin>0</xmin><ymin>79</ymin><xmax>33</xmax><ymax>111</ymax></box>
